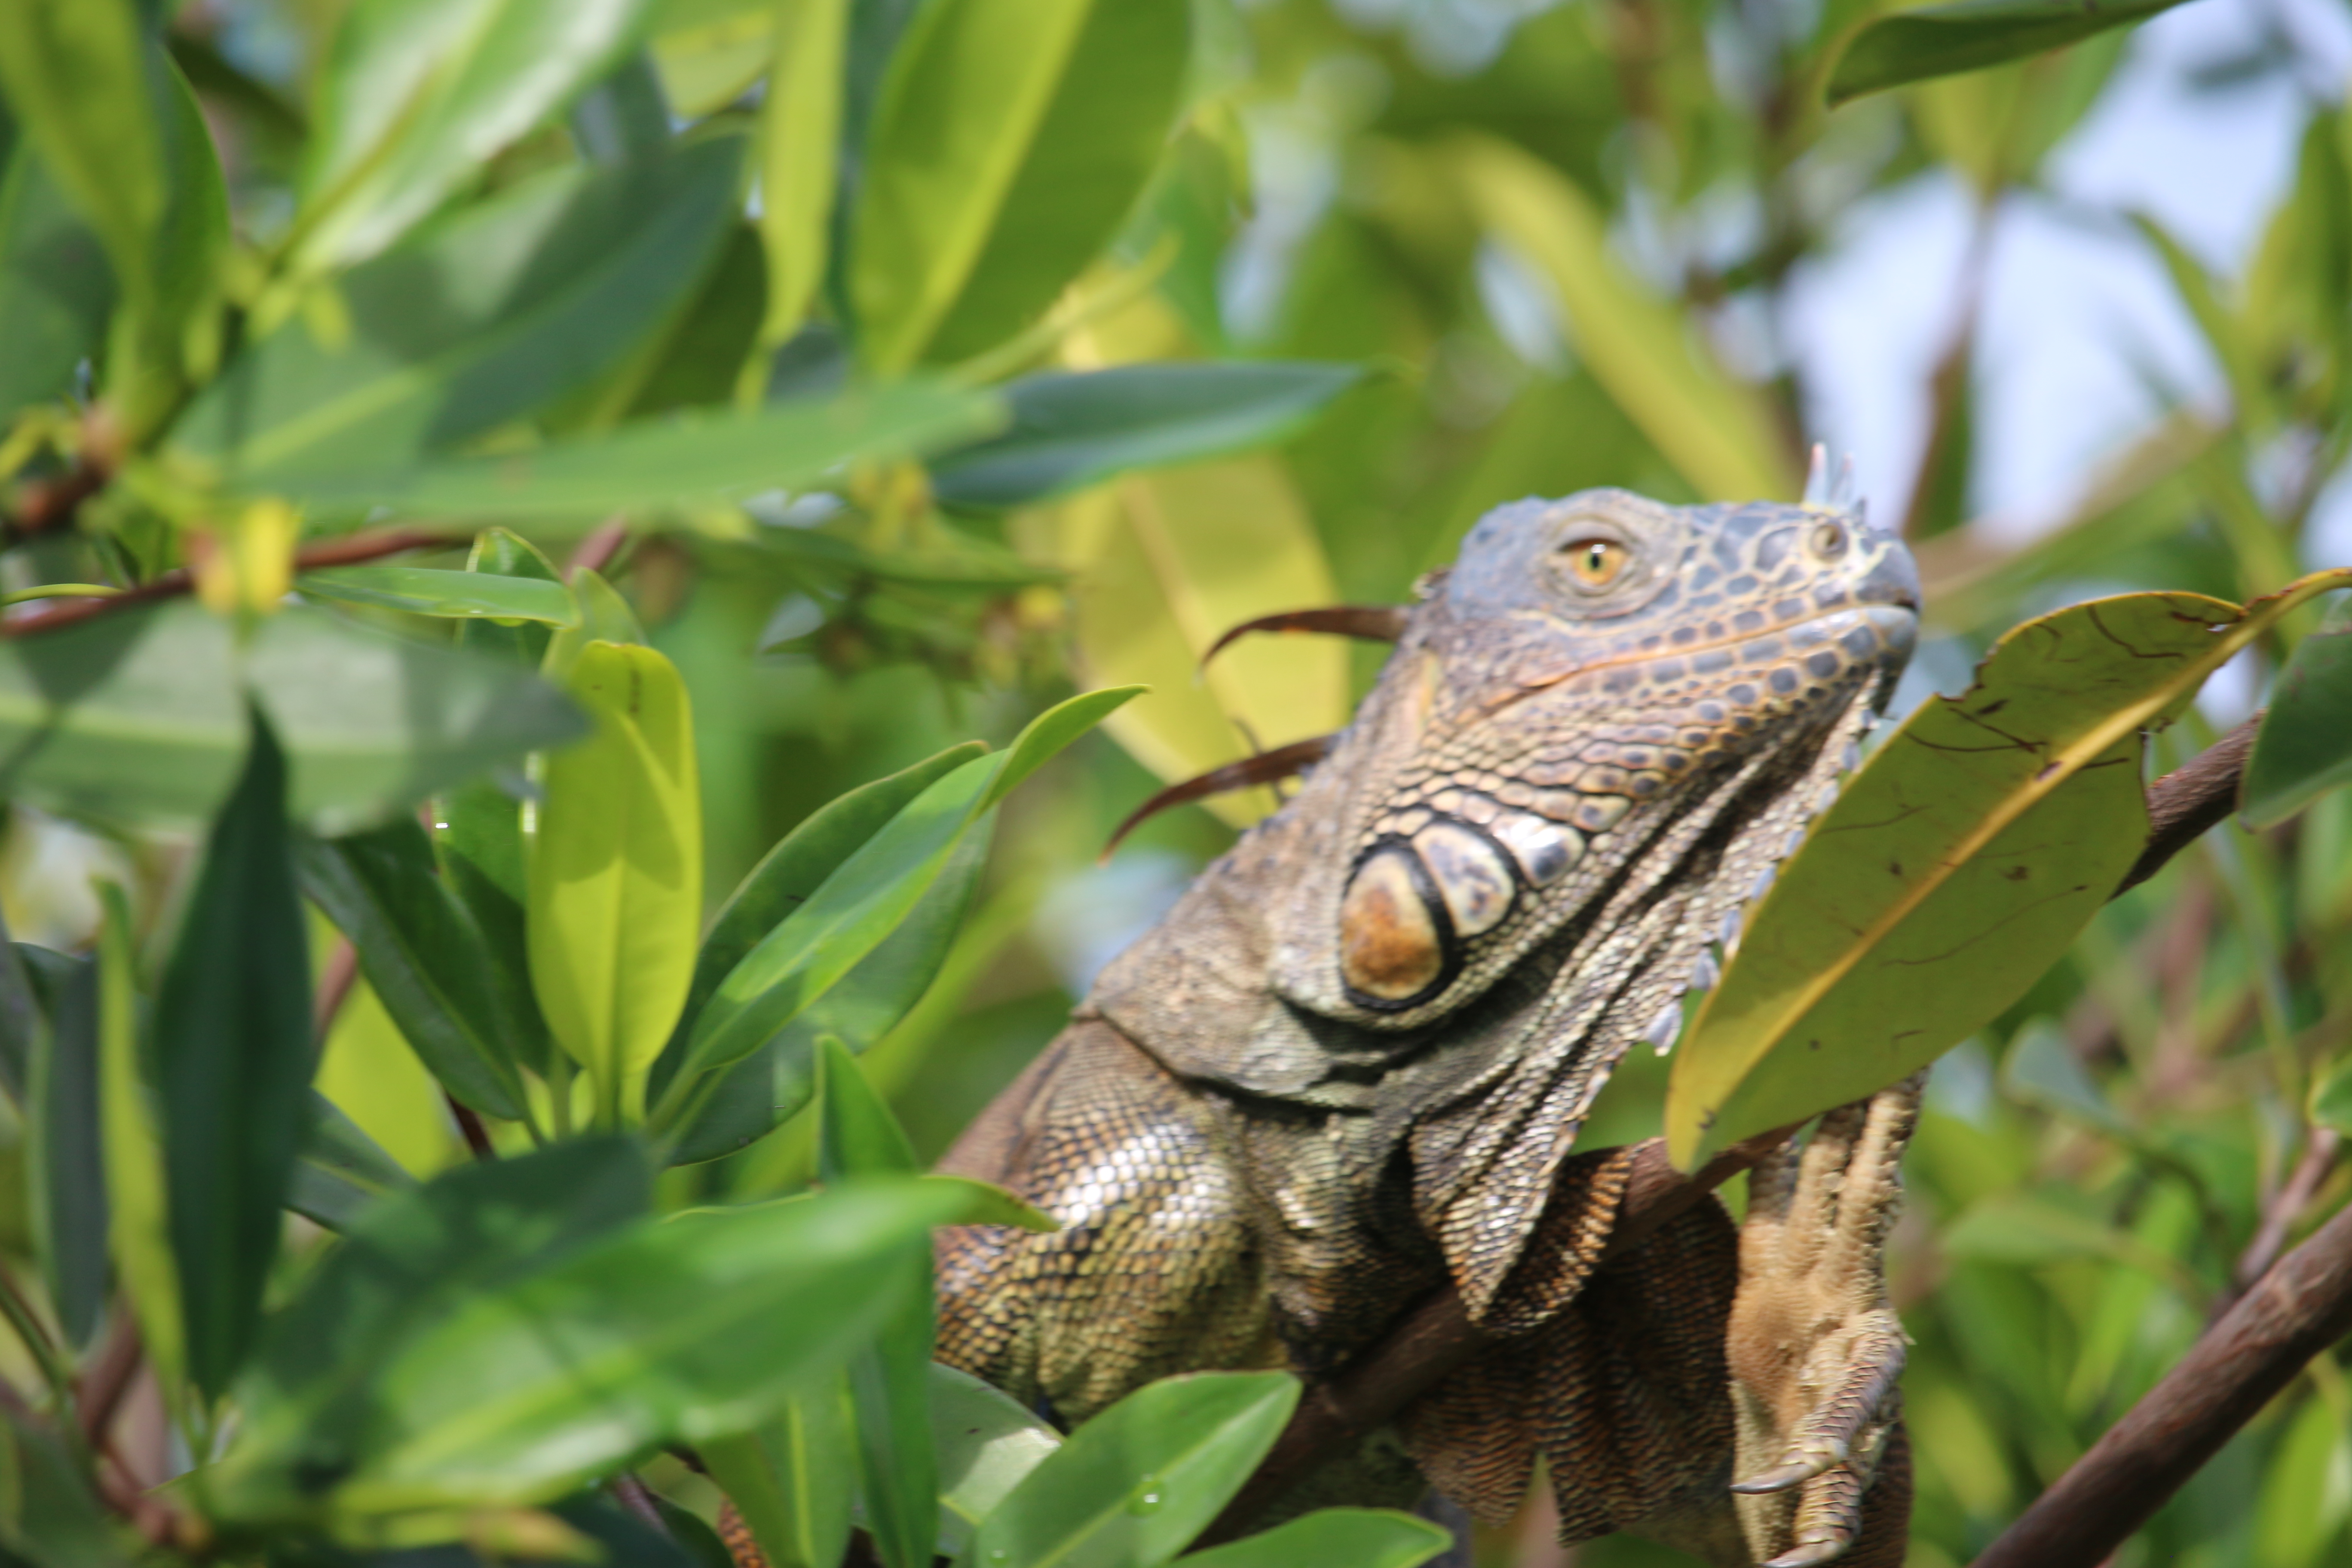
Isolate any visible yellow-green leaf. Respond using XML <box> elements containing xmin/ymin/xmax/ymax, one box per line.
<box><xmin>1666</xmin><ymin>568</ymin><xmax>2352</xmax><ymax>1168</ymax></box>
<box><xmin>1451</xmin><ymin>134</ymin><xmax>1794</xmax><ymax>504</ymax></box>
<box><xmin>96</xmin><ymin>880</ymin><xmax>186</xmax><ymax>1412</ymax></box>
<box><xmin>752</xmin><ymin>0</ymin><xmax>848</xmax><ymax>354</ymax></box>
<box><xmin>527</xmin><ymin>641</ymin><xmax>702</xmax><ymax>1125</ymax></box>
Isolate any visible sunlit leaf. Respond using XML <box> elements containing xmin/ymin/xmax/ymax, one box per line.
<box><xmin>295</xmin><ymin>0</ymin><xmax>654</xmax><ymax>272</ymax></box>
<box><xmin>247</xmin><ymin>382</ymin><xmax>1002</xmax><ymax>520</ymax></box>
<box><xmin>752</xmin><ymin>0</ymin><xmax>846</xmax><ymax>350</ymax></box>
<box><xmin>1825</xmin><ymin>0</ymin><xmax>2193</xmax><ymax>107</ymax></box>
<box><xmin>2243</xmin><ymin>595</ymin><xmax>2352</xmax><ymax>829</ymax></box>
<box><xmin>528</xmin><ymin>640</ymin><xmax>701</xmax><ymax>1124</ymax></box>
<box><xmin>931</xmin><ymin>364</ymin><xmax>1366</xmax><ymax>509</ymax></box>
<box><xmin>154</xmin><ymin>707</ymin><xmax>314</xmax><ymax>1397</ymax></box>
<box><xmin>0</xmin><ymin>143</ymin><xmax>114</xmax><ymax>425</ymax></box>
<box><xmin>951</xmin><ymin>1372</ymin><xmax>1301</xmax><ymax>1568</ymax></box>
<box><xmin>95</xmin><ymin>880</ymin><xmax>185</xmax><ymax>1409</ymax></box>
<box><xmin>1666</xmin><ymin>569</ymin><xmax>2352</xmax><ymax>1167</ymax></box>
<box><xmin>700</xmin><ymin>1379</ymin><xmax>858</xmax><ymax>1568</ymax></box>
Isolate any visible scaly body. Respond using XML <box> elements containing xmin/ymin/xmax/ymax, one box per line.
<box><xmin>937</xmin><ymin>489</ymin><xmax>1923</xmax><ymax>1566</ymax></box>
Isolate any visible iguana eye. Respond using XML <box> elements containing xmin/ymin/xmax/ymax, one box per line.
<box><xmin>1564</xmin><ymin>538</ymin><xmax>1628</xmax><ymax>588</ymax></box>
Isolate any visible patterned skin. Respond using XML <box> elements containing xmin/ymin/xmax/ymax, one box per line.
<box><xmin>936</xmin><ymin>490</ymin><xmax>1923</xmax><ymax>1565</ymax></box>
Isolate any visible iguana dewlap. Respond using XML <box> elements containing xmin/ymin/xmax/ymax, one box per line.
<box><xmin>937</xmin><ymin>488</ymin><xmax>1923</xmax><ymax>1567</ymax></box>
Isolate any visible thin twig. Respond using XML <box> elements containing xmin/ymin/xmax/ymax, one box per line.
<box><xmin>74</xmin><ymin>1310</ymin><xmax>142</xmax><ymax>1448</ymax></box>
<box><xmin>450</xmin><ymin>1093</ymin><xmax>496</xmax><ymax>1161</ymax></box>
<box><xmin>609</xmin><ymin>1474</ymin><xmax>672</xmax><ymax>1534</ymax></box>
<box><xmin>0</xmin><ymin>525</ymin><xmax>461</xmax><ymax>638</ymax></box>
<box><xmin>2230</xmin><ymin>1127</ymin><xmax>2340</xmax><ymax>1303</ymax></box>
<box><xmin>1217</xmin><ymin>714</ymin><xmax>2272</xmax><ymax>1530</ymax></box>
<box><xmin>313</xmin><ymin>937</ymin><xmax>359</xmax><ymax>1051</ymax></box>
<box><xmin>568</xmin><ymin>516</ymin><xmax>630</xmax><ymax>580</ymax></box>
<box><xmin>1970</xmin><ymin>1198</ymin><xmax>2352</xmax><ymax>1568</ymax></box>
<box><xmin>1</xmin><ymin>463</ymin><xmax>107</xmax><ymax>542</ymax></box>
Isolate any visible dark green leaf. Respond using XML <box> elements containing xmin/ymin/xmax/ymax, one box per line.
<box><xmin>295</xmin><ymin>1090</ymin><xmax>421</xmax><ymax>1232</ymax></box>
<box><xmin>818</xmin><ymin>1041</ymin><xmax>932</xmax><ymax>1568</ymax></box>
<box><xmin>211</xmin><ymin>1175</ymin><xmax>1008</xmax><ymax>1521</ymax></box>
<box><xmin>453</xmin><ymin>528</ymin><xmax>569</xmax><ymax>668</ymax></box>
<box><xmin>177</xmin><ymin>136</ymin><xmax>744</xmax><ymax>485</ymax></box>
<box><xmin>250</xmin><ymin>382</ymin><xmax>1003</xmax><ymax>520</ymax></box>
<box><xmin>571</xmin><ymin>52</ymin><xmax>674</xmax><ymax>164</ymax></box>
<box><xmin>0</xmin><ymin>143</ymin><xmax>115</xmax><ymax>424</ymax></box>
<box><xmin>930</xmin><ymin>364</ymin><xmax>1365</xmax><ymax>509</ymax></box>
<box><xmin>1170</xmin><ymin>1511</ymin><xmax>1452</xmax><ymax>1568</ymax></box>
<box><xmin>1825</xmin><ymin>0</ymin><xmax>2193</xmax><ymax>107</ymax></box>
<box><xmin>299</xmin><ymin>567</ymin><xmax>582</xmax><ymax>626</ymax></box>
<box><xmin>931</xmin><ymin>1363</ymin><xmax>1060</xmax><ymax>1557</ymax></box>
<box><xmin>2243</xmin><ymin>595</ymin><xmax>2352</xmax><ymax>828</ymax></box>
<box><xmin>952</xmin><ymin>1372</ymin><xmax>1302</xmax><ymax>1568</ymax></box>
<box><xmin>700</xmin><ymin>1378</ymin><xmax>858</xmax><ymax>1568</ymax></box>
<box><xmin>662</xmin><ymin>826</ymin><xmax>986</xmax><ymax>1165</ymax></box>
<box><xmin>0</xmin><ymin>600</ymin><xmax>587</xmax><ymax>834</ymax></box>
<box><xmin>295</xmin><ymin>0</ymin><xmax>654</xmax><ymax>271</ymax></box>
<box><xmin>0</xmin><ymin>913</ymin><xmax>40</xmax><ymax>1102</ymax></box>
<box><xmin>27</xmin><ymin>951</ymin><xmax>107</xmax><ymax>1347</ymax></box>
<box><xmin>299</xmin><ymin>819</ymin><xmax>533</xmax><ymax>1122</ymax></box>
<box><xmin>220</xmin><ymin>1136</ymin><xmax>652</xmax><ymax>1519</ymax></box>
<box><xmin>155</xmin><ymin>705</ymin><xmax>314</xmax><ymax>1397</ymax></box>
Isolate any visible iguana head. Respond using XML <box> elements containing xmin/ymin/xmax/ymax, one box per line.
<box><xmin>1289</xmin><ymin>488</ymin><xmax>1920</xmax><ymax>1027</ymax></box>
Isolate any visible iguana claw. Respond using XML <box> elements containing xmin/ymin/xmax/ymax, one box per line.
<box><xmin>1728</xmin><ymin>1074</ymin><xmax>1923</xmax><ymax>1566</ymax></box>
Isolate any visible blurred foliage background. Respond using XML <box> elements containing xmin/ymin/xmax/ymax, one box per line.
<box><xmin>0</xmin><ymin>0</ymin><xmax>2349</xmax><ymax>1564</ymax></box>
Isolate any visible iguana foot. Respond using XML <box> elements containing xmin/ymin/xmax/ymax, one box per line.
<box><xmin>1726</xmin><ymin>1075</ymin><xmax>1922</xmax><ymax>1568</ymax></box>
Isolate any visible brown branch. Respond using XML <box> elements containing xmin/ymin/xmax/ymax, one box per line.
<box><xmin>449</xmin><ymin>1092</ymin><xmax>496</xmax><ymax>1162</ymax></box>
<box><xmin>313</xmin><ymin>936</ymin><xmax>360</xmax><ymax>1051</ymax></box>
<box><xmin>2115</xmin><ymin>714</ymin><xmax>2260</xmax><ymax>897</ymax></box>
<box><xmin>1</xmin><ymin>463</ymin><xmax>108</xmax><ymax>542</ymax></box>
<box><xmin>1214</xmin><ymin>714</ymin><xmax>2271</xmax><ymax>1534</ymax></box>
<box><xmin>1969</xmin><ymin>1198</ymin><xmax>2352</xmax><ymax>1568</ymax></box>
<box><xmin>0</xmin><ymin>525</ymin><xmax>462</xmax><ymax>638</ymax></box>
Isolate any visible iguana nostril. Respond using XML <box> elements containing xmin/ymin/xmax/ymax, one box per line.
<box><xmin>1339</xmin><ymin>848</ymin><xmax>1448</xmax><ymax>1004</ymax></box>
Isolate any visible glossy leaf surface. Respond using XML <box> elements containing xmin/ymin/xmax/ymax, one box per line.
<box><xmin>299</xmin><ymin>566</ymin><xmax>582</xmax><ymax>625</ymax></box>
<box><xmin>1826</xmin><ymin>0</ymin><xmax>2194</xmax><ymax>107</ymax></box>
<box><xmin>931</xmin><ymin>1363</ymin><xmax>1060</xmax><ymax>1556</ymax></box>
<box><xmin>529</xmin><ymin>641</ymin><xmax>701</xmax><ymax>1122</ymax></box>
<box><xmin>701</xmin><ymin>1378</ymin><xmax>858</xmax><ymax>1568</ymax></box>
<box><xmin>155</xmin><ymin>709</ymin><xmax>313</xmax><ymax>1396</ymax></box>
<box><xmin>951</xmin><ymin>1372</ymin><xmax>1300</xmax><ymax>1568</ymax></box>
<box><xmin>1170</xmin><ymin>1511</ymin><xmax>1452</xmax><ymax>1568</ymax></box>
<box><xmin>930</xmin><ymin>364</ymin><xmax>1366</xmax><ymax>509</ymax></box>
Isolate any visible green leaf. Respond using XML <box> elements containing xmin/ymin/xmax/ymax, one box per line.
<box><xmin>0</xmin><ymin>1393</ymin><xmax>117</xmax><ymax>1568</ymax></box>
<box><xmin>291</xmin><ymin>1090</ymin><xmax>420</xmax><ymax>1233</ymax></box>
<box><xmin>912</xmin><ymin>0</ymin><xmax>1192</xmax><ymax>365</ymax></box>
<box><xmin>154</xmin><ymin>705</ymin><xmax>315</xmax><ymax>1397</ymax></box>
<box><xmin>929</xmin><ymin>365</ymin><xmax>1365</xmax><ymax>509</ymax></box>
<box><xmin>300</xmin><ymin>567</ymin><xmax>583</xmax><ymax>626</ymax></box>
<box><xmin>217</xmin><ymin>1176</ymin><xmax>1008</xmax><ymax>1520</ymax></box>
<box><xmin>851</xmin><ymin>0</ymin><xmax>1188</xmax><ymax>371</ymax></box>
<box><xmin>0</xmin><ymin>141</ymin><xmax>116</xmax><ymax>424</ymax></box>
<box><xmin>215</xmin><ymin>1136</ymin><xmax>652</xmax><ymax>1522</ymax></box>
<box><xmin>26</xmin><ymin>950</ymin><xmax>107</xmax><ymax>1347</ymax></box>
<box><xmin>662</xmin><ymin>825</ymin><xmax>987</xmax><ymax>1165</ymax></box>
<box><xmin>95</xmin><ymin>879</ymin><xmax>186</xmax><ymax>1411</ymax></box>
<box><xmin>1452</xmin><ymin>134</ymin><xmax>1794</xmax><ymax>504</ymax></box>
<box><xmin>818</xmin><ymin>1041</ymin><xmax>934</xmax><ymax>1568</ymax></box>
<box><xmin>2244</xmin><ymin>596</ymin><xmax>2352</xmax><ymax>829</ymax></box>
<box><xmin>542</xmin><ymin>566</ymin><xmax>647</xmax><ymax>681</ymax></box>
<box><xmin>0</xmin><ymin>0</ymin><xmax>164</xmax><ymax>315</ymax></box>
<box><xmin>931</xmin><ymin>1363</ymin><xmax>1060</xmax><ymax>1558</ymax></box>
<box><xmin>1170</xmin><ymin>1511</ymin><xmax>1452</xmax><ymax>1568</ymax></box>
<box><xmin>1825</xmin><ymin>0</ymin><xmax>2193</xmax><ymax>107</ymax></box>
<box><xmin>295</xmin><ymin>0</ymin><xmax>656</xmax><ymax>272</ymax></box>
<box><xmin>2255</xmin><ymin>1390</ymin><xmax>2352</xmax><ymax>1568</ymax></box>
<box><xmin>2310</xmin><ymin>1053</ymin><xmax>2352</xmax><ymax>1140</ymax></box>
<box><xmin>699</xmin><ymin>1379</ymin><xmax>859</xmax><ymax>1568</ymax></box>
<box><xmin>299</xmin><ymin>819</ymin><xmax>531</xmax><ymax>1121</ymax></box>
<box><xmin>454</xmin><ymin>527</ymin><xmax>568</xmax><ymax>668</ymax></box>
<box><xmin>0</xmin><ymin>599</ymin><xmax>587</xmax><ymax>834</ymax></box>
<box><xmin>1665</xmin><ymin>570</ymin><xmax>2352</xmax><ymax>1167</ymax></box>
<box><xmin>666</xmin><ymin>753</ymin><xmax>996</xmax><ymax>1093</ymax></box>
<box><xmin>752</xmin><ymin>0</ymin><xmax>847</xmax><ymax>349</ymax></box>
<box><xmin>252</xmin><ymin>381</ymin><xmax>1004</xmax><ymax>520</ymax></box>
<box><xmin>952</xmin><ymin>1372</ymin><xmax>1301</xmax><ymax>1568</ymax></box>
<box><xmin>0</xmin><ymin>923</ymin><xmax>41</xmax><ymax>1104</ymax></box>
<box><xmin>177</xmin><ymin>135</ymin><xmax>743</xmax><ymax>485</ymax></box>
<box><xmin>528</xmin><ymin>641</ymin><xmax>701</xmax><ymax>1124</ymax></box>
<box><xmin>983</xmin><ymin>684</ymin><xmax>1145</xmax><ymax>811</ymax></box>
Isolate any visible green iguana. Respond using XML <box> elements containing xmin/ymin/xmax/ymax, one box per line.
<box><xmin>934</xmin><ymin>481</ymin><xmax>1924</xmax><ymax>1566</ymax></box>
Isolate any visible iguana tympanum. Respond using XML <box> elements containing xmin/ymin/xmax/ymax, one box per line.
<box><xmin>934</xmin><ymin>487</ymin><xmax>1925</xmax><ymax>1566</ymax></box>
